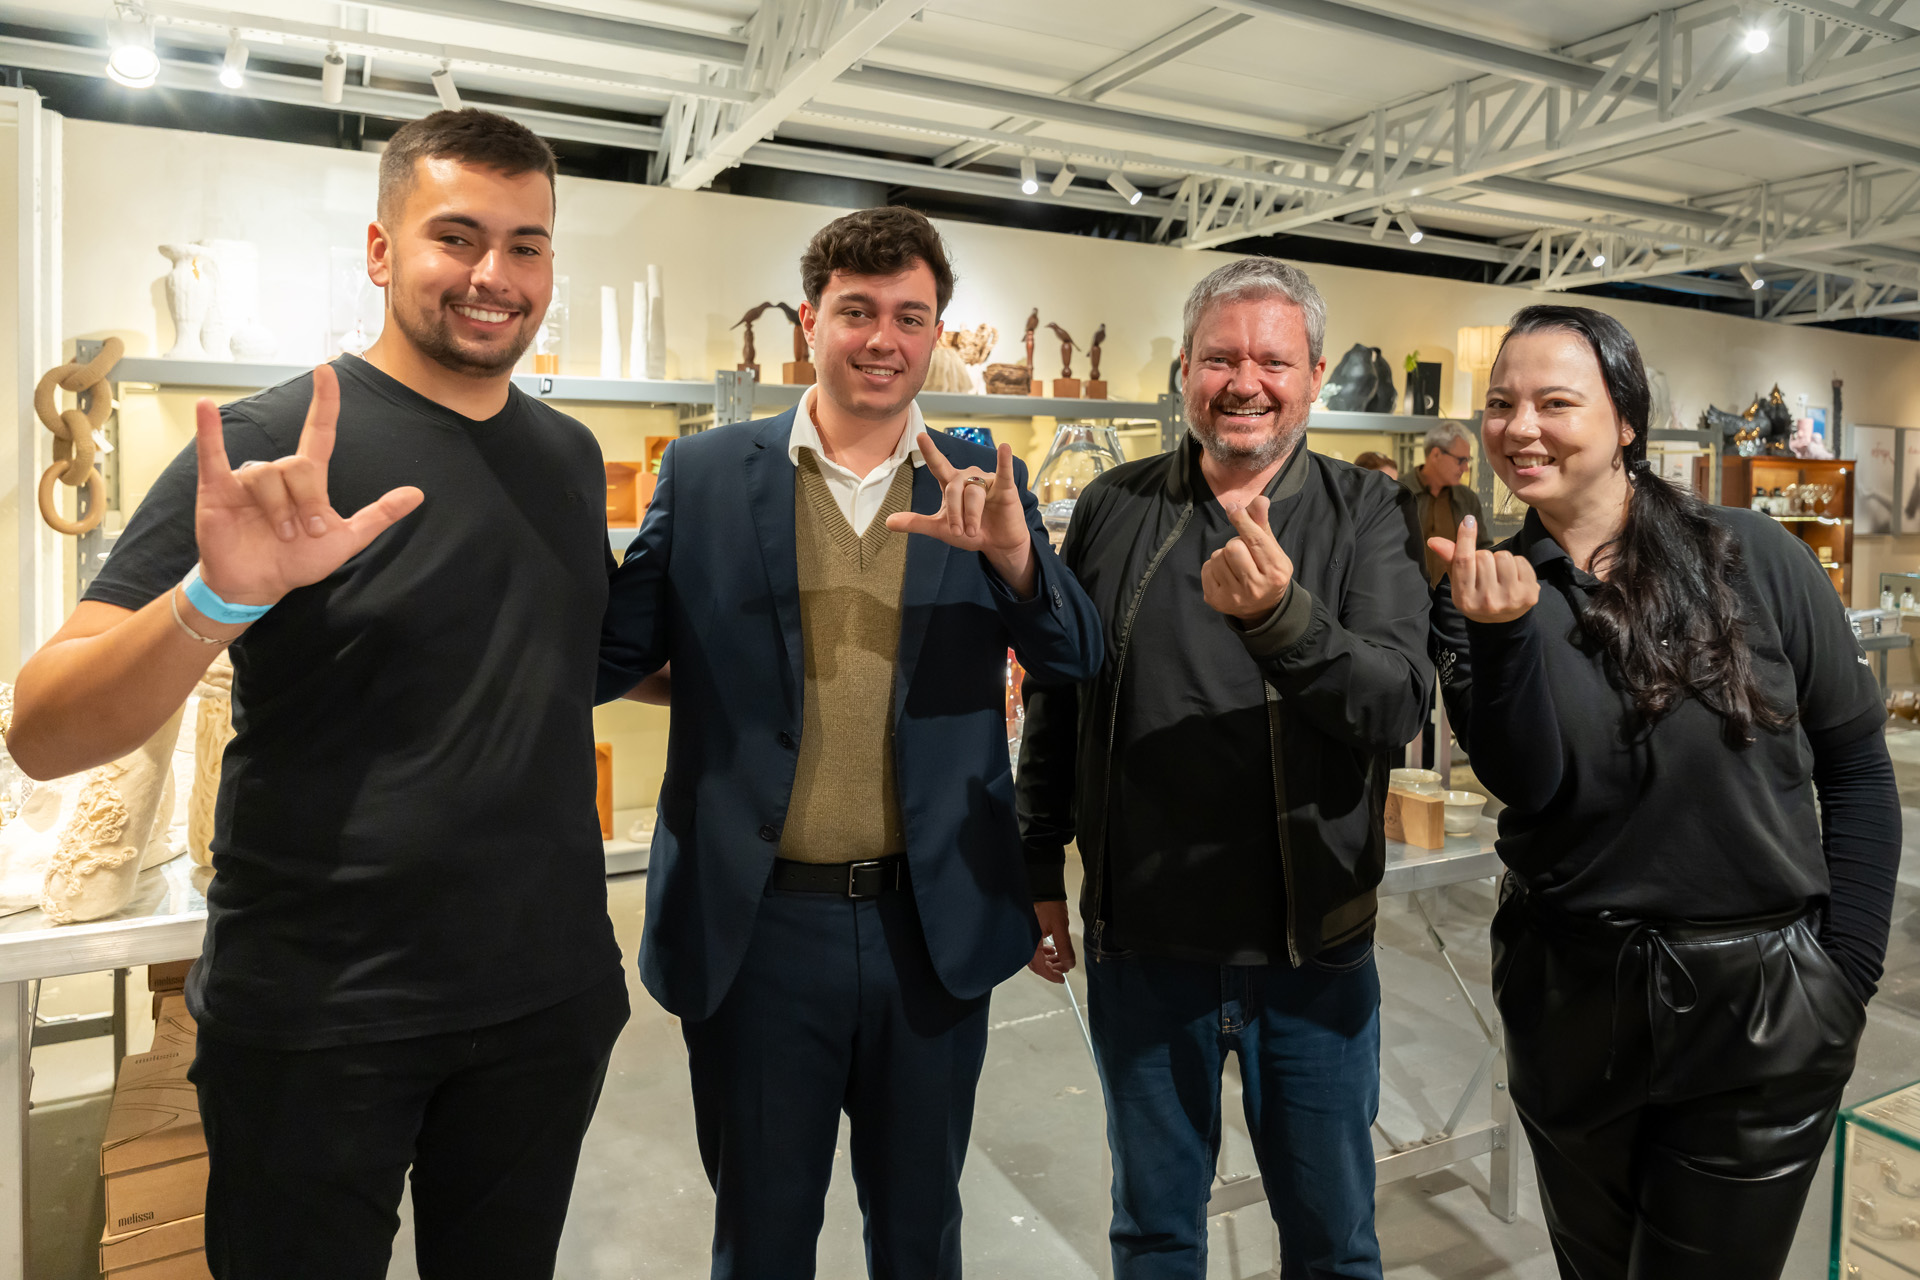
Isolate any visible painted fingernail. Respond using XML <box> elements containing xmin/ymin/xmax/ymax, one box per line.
<box><xmin>307</xmin><ymin>516</ymin><xmax>326</xmax><ymax>536</ymax></box>
<box><xmin>1463</xmin><ymin>515</ymin><xmax>1476</xmax><ymax>530</ymax></box>
<box><xmin>278</xmin><ymin>520</ymin><xmax>296</xmax><ymax>541</ymax></box>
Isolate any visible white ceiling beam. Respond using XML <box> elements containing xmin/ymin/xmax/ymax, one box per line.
<box><xmin>934</xmin><ymin>8</ymin><xmax>1252</xmax><ymax>169</ymax></box>
<box><xmin>359</xmin><ymin>0</ymin><xmax>745</xmax><ymax>65</ymax></box>
<box><xmin>0</xmin><ymin>32</ymin><xmax>666</xmax><ymax>150</ymax></box>
<box><xmin>669</xmin><ymin>0</ymin><xmax>928</xmax><ymax>191</ymax></box>
<box><xmin>142</xmin><ymin>0</ymin><xmax>756</xmax><ymax>105</ymax></box>
<box><xmin>1225</xmin><ymin>0</ymin><xmax>1920</xmax><ymax>170</ymax></box>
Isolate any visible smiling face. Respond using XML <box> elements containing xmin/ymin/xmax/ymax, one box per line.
<box><xmin>368</xmin><ymin>156</ymin><xmax>553</xmax><ymax>377</ymax></box>
<box><xmin>800</xmin><ymin>262</ymin><xmax>942</xmax><ymax>423</ymax></box>
<box><xmin>1180</xmin><ymin>294</ymin><xmax>1326</xmax><ymax>470</ymax></box>
<box><xmin>1483</xmin><ymin>328</ymin><xmax>1636</xmax><ymax>515</ymax></box>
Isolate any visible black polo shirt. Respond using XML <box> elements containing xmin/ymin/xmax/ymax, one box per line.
<box><xmin>1447</xmin><ymin>506</ymin><xmax>1882</xmax><ymax>921</ymax></box>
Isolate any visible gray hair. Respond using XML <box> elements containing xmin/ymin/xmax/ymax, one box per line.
<box><xmin>1181</xmin><ymin>257</ymin><xmax>1326</xmax><ymax>366</ymax></box>
<box><xmin>1422</xmin><ymin>420</ymin><xmax>1474</xmax><ymax>454</ymax></box>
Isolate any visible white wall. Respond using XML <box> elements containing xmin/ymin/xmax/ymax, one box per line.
<box><xmin>35</xmin><ymin>116</ymin><xmax>1920</xmax><ymax>799</ymax></box>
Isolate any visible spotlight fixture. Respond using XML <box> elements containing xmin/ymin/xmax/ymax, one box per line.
<box><xmin>1739</xmin><ymin>263</ymin><xmax>1765</xmax><ymax>290</ymax></box>
<box><xmin>1049</xmin><ymin>165</ymin><xmax>1076</xmax><ymax>197</ymax></box>
<box><xmin>1369</xmin><ymin>210</ymin><xmax>1390</xmax><ymax>241</ymax></box>
<box><xmin>218</xmin><ymin>29</ymin><xmax>247</xmax><ymax>89</ymax></box>
<box><xmin>1591</xmin><ymin>252</ymin><xmax>1607</xmax><ymax>267</ymax></box>
<box><xmin>1107</xmin><ymin>171</ymin><xmax>1142</xmax><ymax>205</ymax></box>
<box><xmin>320</xmin><ymin>44</ymin><xmax>346</xmax><ymax>103</ymax></box>
<box><xmin>431</xmin><ymin>63</ymin><xmax>462</xmax><ymax>110</ymax></box>
<box><xmin>1396</xmin><ymin>211</ymin><xmax>1423</xmax><ymax>244</ymax></box>
<box><xmin>105</xmin><ymin>4</ymin><xmax>159</xmax><ymax>89</ymax></box>
<box><xmin>1019</xmin><ymin>157</ymin><xmax>1038</xmax><ymax>196</ymax></box>
<box><xmin>1742</xmin><ymin>24</ymin><xmax>1770</xmax><ymax>52</ymax></box>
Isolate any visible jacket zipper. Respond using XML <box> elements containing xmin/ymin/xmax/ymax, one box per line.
<box><xmin>1265</xmin><ymin>679</ymin><xmax>1301</xmax><ymax>966</ymax></box>
<box><xmin>1090</xmin><ymin>499</ymin><xmax>1194</xmax><ymax>951</ymax></box>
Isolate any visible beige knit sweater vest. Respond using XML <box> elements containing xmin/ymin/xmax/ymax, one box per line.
<box><xmin>779</xmin><ymin>451</ymin><xmax>914</xmax><ymax>865</ymax></box>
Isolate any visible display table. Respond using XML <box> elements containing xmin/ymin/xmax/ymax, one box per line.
<box><xmin>0</xmin><ymin>821</ymin><xmax>653</xmax><ymax>1274</ymax></box>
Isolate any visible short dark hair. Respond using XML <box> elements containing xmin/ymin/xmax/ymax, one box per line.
<box><xmin>800</xmin><ymin>206</ymin><xmax>954</xmax><ymax>316</ymax></box>
<box><xmin>378</xmin><ymin>109</ymin><xmax>558</xmax><ymax>226</ymax></box>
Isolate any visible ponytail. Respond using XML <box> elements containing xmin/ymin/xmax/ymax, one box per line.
<box><xmin>1501</xmin><ymin>306</ymin><xmax>1795</xmax><ymax>746</ymax></box>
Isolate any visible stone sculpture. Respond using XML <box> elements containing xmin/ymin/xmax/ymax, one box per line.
<box><xmin>159</xmin><ymin>244</ymin><xmax>213</xmax><ymax>360</ymax></box>
<box><xmin>0</xmin><ymin>685</ymin><xmax>184</xmax><ymax>922</ymax></box>
<box><xmin>189</xmin><ymin>654</ymin><xmax>234</xmax><ymax>868</ymax></box>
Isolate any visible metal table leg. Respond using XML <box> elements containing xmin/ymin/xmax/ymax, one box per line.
<box><xmin>1489</xmin><ymin>1051</ymin><xmax>1518</xmax><ymax>1223</ymax></box>
<box><xmin>0</xmin><ymin>980</ymin><xmax>30</xmax><ymax>1278</ymax></box>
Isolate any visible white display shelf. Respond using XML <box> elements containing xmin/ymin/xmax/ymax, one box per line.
<box><xmin>1308</xmin><ymin>409</ymin><xmax>1478</xmax><ymax>434</ymax></box>
<box><xmin>106</xmin><ymin>357</ymin><xmax>1173</xmax><ymax>418</ymax></box>
<box><xmin>109</xmin><ymin>356</ymin><xmax>721</xmax><ymax>406</ymax></box>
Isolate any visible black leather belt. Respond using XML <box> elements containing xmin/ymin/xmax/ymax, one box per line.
<box><xmin>768</xmin><ymin>854</ymin><xmax>908</xmax><ymax>900</ymax></box>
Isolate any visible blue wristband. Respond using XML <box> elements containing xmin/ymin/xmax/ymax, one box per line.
<box><xmin>181</xmin><ymin>565</ymin><xmax>275</xmax><ymax>625</ymax></box>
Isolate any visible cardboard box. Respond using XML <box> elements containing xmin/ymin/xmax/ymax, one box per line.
<box><xmin>108</xmin><ymin>1253</ymin><xmax>211</xmax><ymax>1280</ymax></box>
<box><xmin>102</xmin><ymin>1213</ymin><xmax>208</xmax><ymax>1279</ymax></box>
<box><xmin>103</xmin><ymin>997</ymin><xmax>207</xmax><ymax>1235</ymax></box>
<box><xmin>1383</xmin><ymin>787</ymin><xmax>1446</xmax><ymax>850</ymax></box>
<box><xmin>147</xmin><ymin>961</ymin><xmax>192</xmax><ymax>996</ymax></box>
<box><xmin>147</xmin><ymin>962</ymin><xmax>192</xmax><ymax>1021</ymax></box>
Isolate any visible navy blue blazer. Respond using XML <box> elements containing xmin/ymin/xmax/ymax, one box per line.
<box><xmin>597</xmin><ymin>409</ymin><xmax>1104</xmax><ymax>1021</ymax></box>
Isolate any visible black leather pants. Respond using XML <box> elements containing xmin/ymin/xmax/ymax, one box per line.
<box><xmin>1491</xmin><ymin>876</ymin><xmax>1867</xmax><ymax>1280</ymax></box>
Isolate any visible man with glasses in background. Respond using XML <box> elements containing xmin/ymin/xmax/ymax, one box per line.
<box><xmin>1402</xmin><ymin>420</ymin><xmax>1491</xmax><ymax>586</ymax></box>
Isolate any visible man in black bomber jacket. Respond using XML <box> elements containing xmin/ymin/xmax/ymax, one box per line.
<box><xmin>1016</xmin><ymin>258</ymin><xmax>1431</xmax><ymax>1280</ymax></box>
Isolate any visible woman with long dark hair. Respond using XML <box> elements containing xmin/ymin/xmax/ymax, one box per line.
<box><xmin>1430</xmin><ymin>304</ymin><xmax>1900</xmax><ymax>1279</ymax></box>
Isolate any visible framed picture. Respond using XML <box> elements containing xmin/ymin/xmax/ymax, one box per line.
<box><xmin>1854</xmin><ymin>425</ymin><xmax>1896</xmax><ymax>536</ymax></box>
<box><xmin>1901</xmin><ymin>429</ymin><xmax>1920</xmax><ymax>535</ymax></box>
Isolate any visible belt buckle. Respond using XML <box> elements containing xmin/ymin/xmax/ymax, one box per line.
<box><xmin>846</xmin><ymin>859</ymin><xmax>887</xmax><ymax>900</ymax></box>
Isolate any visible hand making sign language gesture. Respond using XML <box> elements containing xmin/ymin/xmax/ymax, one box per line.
<box><xmin>884</xmin><ymin>430</ymin><xmax>1038</xmax><ymax>598</ymax></box>
<box><xmin>1201</xmin><ymin>495</ymin><xmax>1295</xmax><ymax>624</ymax></box>
<box><xmin>194</xmin><ymin>365</ymin><xmax>424</xmax><ymax>609</ymax></box>
<box><xmin>1427</xmin><ymin>514</ymin><xmax>1538</xmax><ymax>623</ymax></box>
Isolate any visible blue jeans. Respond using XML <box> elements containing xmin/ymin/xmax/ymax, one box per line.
<box><xmin>1087</xmin><ymin>935</ymin><xmax>1383</xmax><ymax>1280</ymax></box>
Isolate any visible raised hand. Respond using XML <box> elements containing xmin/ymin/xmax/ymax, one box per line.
<box><xmin>884</xmin><ymin>431</ymin><xmax>1037</xmax><ymax>598</ymax></box>
<box><xmin>195</xmin><ymin>364</ymin><xmax>424</xmax><ymax>607</ymax></box>
<box><xmin>1428</xmin><ymin>514</ymin><xmax>1537</xmax><ymax>624</ymax></box>
<box><xmin>1201</xmin><ymin>495</ymin><xmax>1294</xmax><ymax>624</ymax></box>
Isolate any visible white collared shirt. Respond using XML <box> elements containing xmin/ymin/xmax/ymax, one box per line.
<box><xmin>787</xmin><ymin>384</ymin><xmax>928</xmax><ymax>536</ymax></box>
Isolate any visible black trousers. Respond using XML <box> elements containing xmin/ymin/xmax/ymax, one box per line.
<box><xmin>1491</xmin><ymin>878</ymin><xmax>1866</xmax><ymax>1280</ymax></box>
<box><xmin>190</xmin><ymin>972</ymin><xmax>630</xmax><ymax>1280</ymax></box>
<box><xmin>681</xmin><ymin>881</ymin><xmax>991</xmax><ymax>1280</ymax></box>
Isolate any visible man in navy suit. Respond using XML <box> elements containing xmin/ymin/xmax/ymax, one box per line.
<box><xmin>597</xmin><ymin>206</ymin><xmax>1102</xmax><ymax>1279</ymax></box>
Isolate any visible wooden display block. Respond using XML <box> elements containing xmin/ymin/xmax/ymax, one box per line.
<box><xmin>1383</xmin><ymin>787</ymin><xmax>1445</xmax><ymax>850</ymax></box>
<box><xmin>1052</xmin><ymin>378</ymin><xmax>1082</xmax><ymax>399</ymax></box>
<box><xmin>1085</xmin><ymin>380</ymin><xmax>1108</xmax><ymax>400</ymax></box>
<box><xmin>605</xmin><ymin>463</ymin><xmax>642</xmax><ymax>527</ymax></box>
<box><xmin>1030</xmin><ymin>379</ymin><xmax>1044</xmax><ymax>396</ymax></box>
<box><xmin>782</xmin><ymin>360</ymin><xmax>816</xmax><ymax>385</ymax></box>
<box><xmin>595</xmin><ymin>743</ymin><xmax>613</xmax><ymax>840</ymax></box>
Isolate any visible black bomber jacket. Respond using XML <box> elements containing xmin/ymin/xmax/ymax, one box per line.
<box><xmin>1015</xmin><ymin>438</ymin><xmax>1433</xmax><ymax>965</ymax></box>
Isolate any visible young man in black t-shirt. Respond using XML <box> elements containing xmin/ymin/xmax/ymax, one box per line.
<box><xmin>6</xmin><ymin>111</ymin><xmax>626</xmax><ymax>1279</ymax></box>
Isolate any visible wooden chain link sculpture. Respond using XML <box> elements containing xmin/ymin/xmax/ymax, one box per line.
<box><xmin>33</xmin><ymin>335</ymin><xmax>125</xmax><ymax>536</ymax></box>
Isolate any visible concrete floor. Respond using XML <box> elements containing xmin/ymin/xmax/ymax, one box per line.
<box><xmin>27</xmin><ymin>725</ymin><xmax>1920</xmax><ymax>1279</ymax></box>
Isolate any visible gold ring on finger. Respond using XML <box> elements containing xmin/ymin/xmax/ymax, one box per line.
<box><xmin>963</xmin><ymin>476</ymin><xmax>992</xmax><ymax>490</ymax></box>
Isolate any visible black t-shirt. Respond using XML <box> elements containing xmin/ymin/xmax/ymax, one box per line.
<box><xmin>1106</xmin><ymin>481</ymin><xmax>1285</xmax><ymax>965</ymax></box>
<box><xmin>1445</xmin><ymin>506</ymin><xmax>1884</xmax><ymax>920</ymax></box>
<box><xmin>84</xmin><ymin>355</ymin><xmax>622</xmax><ymax>1049</ymax></box>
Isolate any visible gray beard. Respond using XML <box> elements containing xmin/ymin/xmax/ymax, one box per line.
<box><xmin>1185</xmin><ymin>396</ymin><xmax>1309</xmax><ymax>470</ymax></box>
